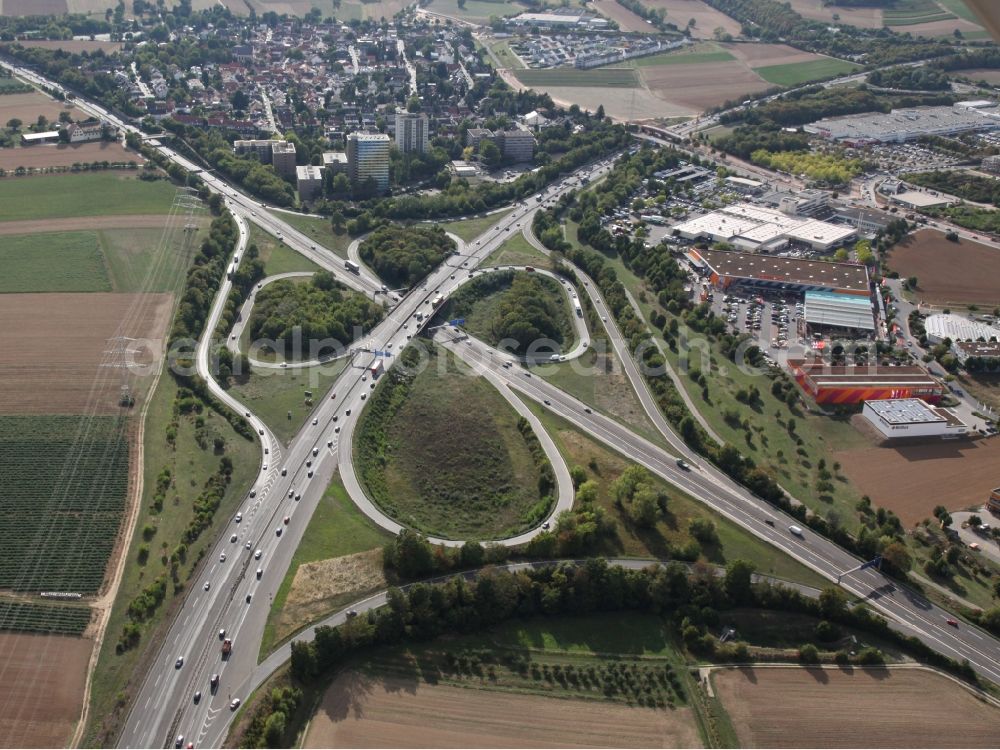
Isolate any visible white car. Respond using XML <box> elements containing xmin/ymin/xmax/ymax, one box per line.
<box><xmin>789</xmin><ymin>525</ymin><xmax>804</xmax><ymax>537</ymax></box>
<box><xmin>203</xmin><ymin>581</ymin><xmax>210</xmax><ymax>591</ymax></box>
<box><xmin>219</xmin><ymin>552</ymin><xmax>227</xmax><ymax>563</ymax></box>
<box><xmin>254</xmin><ymin>549</ymin><xmax>262</xmax><ymax>560</ymax></box>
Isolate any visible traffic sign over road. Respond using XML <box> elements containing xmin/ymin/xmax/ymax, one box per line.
<box><xmin>449</xmin><ymin>318</ymin><xmax>466</xmax><ymax>326</ymax></box>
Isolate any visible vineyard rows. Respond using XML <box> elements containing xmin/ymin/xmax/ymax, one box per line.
<box><xmin>0</xmin><ymin>415</ymin><xmax>129</xmax><ymax>593</ymax></box>
<box><xmin>0</xmin><ymin>599</ymin><xmax>91</xmax><ymax>635</ymax></box>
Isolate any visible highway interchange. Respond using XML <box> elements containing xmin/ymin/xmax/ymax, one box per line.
<box><xmin>4</xmin><ymin>58</ymin><xmax>1000</xmax><ymax>749</ymax></box>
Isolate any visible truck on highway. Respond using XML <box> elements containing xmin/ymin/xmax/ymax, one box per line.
<box><xmin>370</xmin><ymin>359</ymin><xmax>384</xmax><ymax>379</ymax></box>
<box><xmin>344</xmin><ymin>259</ymin><xmax>360</xmax><ymax>274</ymax></box>
<box><xmin>221</xmin><ymin>638</ymin><xmax>232</xmax><ymax>657</ymax></box>
<box><xmin>431</xmin><ymin>293</ymin><xmax>444</xmax><ymax>307</ymax></box>
<box><xmin>573</xmin><ymin>297</ymin><xmax>582</xmax><ymax>317</ymax></box>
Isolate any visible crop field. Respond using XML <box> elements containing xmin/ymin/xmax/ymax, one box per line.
<box><xmin>0</xmin><ymin>599</ymin><xmax>92</xmax><ymax>635</ymax></box>
<box><xmin>514</xmin><ymin>67</ymin><xmax>639</xmax><ymax>88</ymax></box>
<box><xmin>641</xmin><ymin>59</ymin><xmax>770</xmax><ymax>111</ymax></box>
<box><xmin>643</xmin><ymin>0</ymin><xmax>743</xmax><ymax>38</ymax></box>
<box><xmin>0</xmin><ymin>632</ymin><xmax>91</xmax><ymax>749</ymax></box>
<box><xmin>590</xmin><ymin>0</ymin><xmax>651</xmax><ymax>32</ymax></box>
<box><xmin>0</xmin><ymin>140</ymin><xmax>138</xmax><ymax>171</ymax></box>
<box><xmin>887</xmin><ymin>230</ymin><xmax>1000</xmax><ymax>306</ymax></box>
<box><xmin>0</xmin><ymin>172</ymin><xmax>177</xmax><ymax>222</ymax></box>
<box><xmin>713</xmin><ymin>666</ymin><xmax>999</xmax><ymax>747</ymax></box>
<box><xmin>894</xmin><ymin>16</ymin><xmax>985</xmax><ymax>36</ymax></box>
<box><xmin>754</xmin><ymin>57</ymin><xmax>860</xmax><ymax>86</ymax></box>
<box><xmin>425</xmin><ymin>0</ymin><xmax>524</xmax><ymax>23</ymax></box>
<box><xmin>0</xmin><ymin>415</ymin><xmax>129</xmax><ymax>592</ymax></box>
<box><xmin>0</xmin><ymin>231</ymin><xmax>109</xmax><ymax>292</ymax></box>
<box><xmin>357</xmin><ymin>346</ymin><xmax>550</xmax><ymax>539</ymax></box>
<box><xmin>0</xmin><ymin>90</ymin><xmax>72</xmax><ymax>127</ymax></box>
<box><xmin>0</xmin><ymin>292</ymin><xmax>173</xmax><ymax>415</ymax></box>
<box><xmin>786</xmin><ymin>0</ymin><xmax>882</xmax><ymax>27</ymax></box>
<box><xmin>835</xmin><ymin>431</ymin><xmax>1000</xmax><ymax>527</ymax></box>
<box><xmin>630</xmin><ymin>47</ymin><xmax>735</xmax><ymax>67</ymax></box>
<box><xmin>0</xmin><ymin>38</ymin><xmax>123</xmax><ymax>52</ymax></box>
<box><xmin>882</xmin><ymin>0</ymin><xmax>955</xmax><ymax>26</ymax></box>
<box><xmin>306</xmin><ymin>613</ymin><xmax>702</xmax><ymax>748</ymax></box>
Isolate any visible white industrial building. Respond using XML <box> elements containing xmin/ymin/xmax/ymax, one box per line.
<box><xmin>672</xmin><ymin>202</ymin><xmax>855</xmax><ymax>252</ymax></box>
<box><xmin>803</xmin><ymin>290</ymin><xmax>875</xmax><ymax>334</ymax></box>
<box><xmin>924</xmin><ymin>313</ymin><xmax>1000</xmax><ymax>344</ymax></box>
<box><xmin>804</xmin><ymin>104</ymin><xmax>1000</xmax><ymax>144</ymax></box>
<box><xmin>862</xmin><ymin>398</ymin><xmax>969</xmax><ymax>439</ymax></box>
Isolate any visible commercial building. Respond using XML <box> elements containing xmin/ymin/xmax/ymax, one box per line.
<box><xmin>346</xmin><ymin>132</ymin><xmax>390</xmax><ymax>194</ymax></box>
<box><xmin>790</xmin><ymin>362</ymin><xmax>947</xmax><ymax>405</ymax></box>
<box><xmin>322</xmin><ymin>151</ymin><xmax>348</xmax><ymax>174</ymax></box>
<box><xmin>498</xmin><ymin>129</ymin><xmax>535</xmax><ymax>162</ymax></box>
<box><xmin>832</xmin><ymin>206</ymin><xmax>890</xmax><ymax>234</ymax></box>
<box><xmin>394</xmin><ymin>110</ymin><xmax>429</xmax><ymax>154</ymax></box>
<box><xmin>952</xmin><ymin>340</ymin><xmax>1000</xmax><ymax>366</ymax></box>
<box><xmin>924</xmin><ymin>313</ymin><xmax>1000</xmax><ymax>345</ymax></box>
<box><xmin>512</xmin><ymin>11</ymin><xmax>589</xmax><ymax>26</ymax></box>
<box><xmin>688</xmin><ymin>249</ymin><xmax>871</xmax><ymax>297</ymax></box>
<box><xmin>21</xmin><ymin>130</ymin><xmax>60</xmax><ymax>145</ymax></box>
<box><xmin>804</xmin><ymin>104</ymin><xmax>1000</xmax><ymax>145</ymax></box>
<box><xmin>779</xmin><ymin>189</ymin><xmax>829</xmax><ymax>217</ymax></box>
<box><xmin>296</xmin><ymin>165</ymin><xmax>324</xmax><ymax>201</ymax></box>
<box><xmin>988</xmin><ymin>487</ymin><xmax>1000</xmax><ymax>515</ymax></box>
<box><xmin>234</xmin><ymin>138</ymin><xmax>274</xmax><ymax>161</ymax></box>
<box><xmin>270</xmin><ymin>140</ymin><xmax>297</xmax><ymax>179</ymax></box>
<box><xmin>673</xmin><ymin>202</ymin><xmax>855</xmax><ymax>252</ymax></box>
<box><xmin>889</xmin><ymin>190</ymin><xmax>954</xmax><ymax>210</ymax></box>
<box><xmin>803</xmin><ymin>290</ymin><xmax>875</xmax><ymax>335</ymax></box>
<box><xmin>450</xmin><ymin>160</ymin><xmax>478</xmax><ymax>177</ymax></box>
<box><xmin>862</xmin><ymin>398</ymin><xmax>969</xmax><ymax>439</ymax></box>
<box><xmin>466</xmin><ymin>127</ymin><xmax>494</xmax><ymax>149</ymax></box>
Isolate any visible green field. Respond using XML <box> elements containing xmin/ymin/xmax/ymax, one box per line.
<box><xmin>514</xmin><ymin>68</ymin><xmax>640</xmax><ymax>88</ymax></box>
<box><xmin>84</xmin><ymin>376</ymin><xmax>259</xmax><ymax>747</ymax></box>
<box><xmin>356</xmin><ymin>345</ymin><xmax>552</xmax><ymax>540</ymax></box>
<box><xmin>229</xmin><ymin>362</ymin><xmax>348</xmax><ymax>446</ymax></box>
<box><xmin>260</xmin><ymin>473</ymin><xmax>391</xmax><ymax>656</ymax></box>
<box><xmin>0</xmin><ymin>415</ymin><xmax>128</xmax><ymax>592</ymax></box>
<box><xmin>882</xmin><ymin>0</ymin><xmax>955</xmax><ymax>25</ymax></box>
<box><xmin>258</xmin><ymin>212</ymin><xmax>350</xmax><ymax>258</ymax></box>
<box><xmin>0</xmin><ymin>173</ymin><xmax>178</xmax><ymax>222</ymax></box>
<box><xmin>485</xmin><ymin>231</ymin><xmax>550</xmax><ymax>267</ymax></box>
<box><xmin>753</xmin><ymin>58</ymin><xmax>860</xmax><ymax>87</ymax></box>
<box><xmin>935</xmin><ymin>0</ymin><xmax>981</xmax><ymax>23</ymax></box>
<box><xmin>0</xmin><ymin>224</ymin><xmax>202</xmax><ymax>294</ymax></box>
<box><xmin>631</xmin><ymin>49</ymin><xmax>734</xmax><ymax>68</ymax></box>
<box><xmin>0</xmin><ymin>231</ymin><xmax>110</xmax><ymax>292</ymax></box>
<box><xmin>250</xmin><ymin>225</ymin><xmax>321</xmax><ymax>276</ymax></box>
<box><xmin>489</xmin><ymin>39</ymin><xmax>525</xmax><ymax>70</ymax></box>
<box><xmin>441</xmin><ymin>207</ymin><xmax>514</xmax><ymax>242</ymax></box>
<box><xmin>428</xmin><ymin>0</ymin><xmax>523</xmax><ymax>22</ymax></box>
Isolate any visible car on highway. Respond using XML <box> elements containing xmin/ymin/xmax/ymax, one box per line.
<box><xmin>946</xmin><ymin>618</ymin><xmax>959</xmax><ymax>627</ymax></box>
<box><xmin>276</xmin><ymin>527</ymin><xmax>282</xmax><ymax>537</ymax></box>
<box><xmin>789</xmin><ymin>525</ymin><xmax>804</xmax><ymax>537</ymax></box>
<box><xmin>175</xmin><ymin>656</ymin><xmax>184</xmax><ymax>669</ymax></box>
<box><xmin>175</xmin><ymin>736</ymin><xmax>184</xmax><ymax>748</ymax></box>
<box><xmin>193</xmin><ymin>691</ymin><xmax>201</xmax><ymax>704</ymax></box>
<box><xmin>203</xmin><ymin>581</ymin><xmax>210</xmax><ymax>591</ymax></box>
<box><xmin>312</xmin><ymin>418</ymin><xmax>319</xmax><ymax>425</ymax></box>
<box><xmin>245</xmin><ymin>540</ymin><xmax>251</xmax><ymax>549</ymax></box>
<box><xmin>543</xmin><ymin>399</ymin><xmax>551</xmax><ymax>405</ymax></box>
<box><xmin>255</xmin><ymin>549</ymin><xmax>262</xmax><ymax>559</ymax></box>
<box><xmin>676</xmin><ymin>459</ymin><xmax>690</xmax><ymax>471</ymax></box>
<box><xmin>281</xmin><ymin>467</ymin><xmax>287</xmax><ymax>476</ymax></box>
<box><xmin>218</xmin><ymin>629</ymin><xmax>226</xmax><ymax>639</ymax></box>
<box><xmin>764</xmin><ymin>519</ymin><xmax>775</xmax><ymax>527</ymax></box>
<box><xmin>284</xmin><ymin>516</ymin><xmax>290</xmax><ymax>525</ymax></box>
<box><xmin>230</xmin><ymin>534</ymin><xmax>238</xmax><ymax>543</ymax></box>
<box><xmin>257</xmin><ymin>567</ymin><xmax>263</xmax><ymax>579</ymax></box>
<box><xmin>235</xmin><ymin>512</ymin><xmax>242</xmax><ymax>523</ymax></box>
<box><xmin>249</xmin><ymin>489</ymin><xmax>256</xmax><ymax>498</ymax></box>
<box><xmin>219</xmin><ymin>552</ymin><xmax>226</xmax><ymax>562</ymax></box>
<box><xmin>246</xmin><ymin>593</ymin><xmax>252</xmax><ymax>603</ymax></box>
<box><xmin>230</xmin><ymin>698</ymin><xmax>241</xmax><ymax>710</ymax></box>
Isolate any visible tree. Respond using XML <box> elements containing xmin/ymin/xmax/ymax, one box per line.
<box><xmin>569</xmin><ymin>465</ymin><xmax>587</xmax><ymax>488</ymax></box>
<box><xmin>263</xmin><ymin>710</ymin><xmax>287</xmax><ymax>747</ymax></box>
<box><xmin>406</xmin><ymin>95</ymin><xmax>422</xmax><ymax>113</ymax></box>
<box><xmin>724</xmin><ymin>559</ymin><xmax>755</xmax><ymax>605</ymax></box>
<box><xmin>478</xmin><ymin>139</ymin><xmax>501</xmax><ymax>169</ymax></box>
<box><xmin>6</xmin><ymin>118</ymin><xmax>22</xmax><ymax>131</ymax></box>
<box><xmin>595</xmin><ymin>104</ymin><xmax>605</xmax><ymax>121</ymax></box>
<box><xmin>818</xmin><ymin>587</ymin><xmax>848</xmax><ymax>619</ymax></box>
<box><xmin>880</xmin><ymin>541</ymin><xmax>911</xmax><ymax>574</ymax></box>
<box><xmin>798</xmin><ymin>643</ymin><xmax>820</xmax><ymax>663</ymax></box>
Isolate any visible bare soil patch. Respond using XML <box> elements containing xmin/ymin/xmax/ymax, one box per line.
<box><xmin>306</xmin><ymin>672</ymin><xmax>701</xmax><ymax>748</ymax></box>
<box><xmin>642</xmin><ymin>59</ymin><xmax>769</xmax><ymax>111</ymax></box>
<box><xmin>887</xmin><ymin>229</ymin><xmax>1000</xmax><ymax>306</ymax></box>
<box><xmin>0</xmin><ymin>214</ymin><xmax>167</xmax><ymax>236</ymax></box>
<box><xmin>644</xmin><ymin>0</ymin><xmax>742</xmax><ymax>38</ymax></box>
<box><xmin>0</xmin><ymin>292</ymin><xmax>173</xmax><ymax>415</ymax></box>
<box><xmin>723</xmin><ymin>41</ymin><xmax>824</xmax><ymax>66</ymax></box>
<box><xmin>1</xmin><ymin>0</ymin><xmax>68</xmax><ymax>14</ymax></box>
<box><xmin>788</xmin><ymin>0</ymin><xmax>883</xmax><ymax>28</ymax></box>
<box><xmin>591</xmin><ymin>0</ymin><xmax>651</xmax><ymax>32</ymax></box>
<box><xmin>0</xmin><ymin>91</ymin><xmax>73</xmax><ymax>127</ymax></box>
<box><xmin>275</xmin><ymin>549</ymin><xmax>386</xmax><ymax>644</ymax></box>
<box><xmin>0</xmin><ymin>632</ymin><xmax>91</xmax><ymax>748</ymax></box>
<box><xmin>714</xmin><ymin>665</ymin><xmax>999</xmax><ymax>748</ymax></box>
<box><xmin>1</xmin><ymin>39</ymin><xmax>122</xmax><ymax>53</ymax></box>
<box><xmin>0</xmin><ymin>141</ymin><xmax>139</xmax><ymax>170</ymax></box>
<box><xmin>835</xmin><ymin>434</ymin><xmax>1000</xmax><ymax>526</ymax></box>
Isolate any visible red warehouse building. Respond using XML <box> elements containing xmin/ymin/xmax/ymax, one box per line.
<box><xmin>789</xmin><ymin>362</ymin><xmax>947</xmax><ymax>405</ymax></box>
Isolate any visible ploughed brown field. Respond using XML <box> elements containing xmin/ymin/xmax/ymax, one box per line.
<box><xmin>0</xmin><ymin>632</ymin><xmax>91</xmax><ymax>749</ymax></box>
<box><xmin>591</xmin><ymin>0</ymin><xmax>651</xmax><ymax>32</ymax></box>
<box><xmin>0</xmin><ymin>214</ymin><xmax>168</xmax><ymax>236</ymax></box>
<box><xmin>0</xmin><ymin>92</ymin><xmax>74</xmax><ymax>129</ymax></box>
<box><xmin>787</xmin><ymin>0</ymin><xmax>883</xmax><ymax>28</ymax></box>
<box><xmin>714</xmin><ymin>666</ymin><xmax>999</xmax><ymax>748</ymax></box>
<box><xmin>0</xmin><ymin>0</ymin><xmax>68</xmax><ymax>15</ymax></box>
<box><xmin>0</xmin><ymin>39</ymin><xmax>122</xmax><ymax>53</ymax></box>
<box><xmin>0</xmin><ymin>292</ymin><xmax>173</xmax><ymax>414</ymax></box>
<box><xmin>723</xmin><ymin>41</ymin><xmax>825</xmax><ymax>67</ymax></box>
<box><xmin>305</xmin><ymin>672</ymin><xmax>703</xmax><ymax>748</ymax></box>
<box><xmin>0</xmin><ymin>140</ymin><xmax>139</xmax><ymax>170</ymax></box>
<box><xmin>834</xmin><ymin>434</ymin><xmax>1000</xmax><ymax>526</ymax></box>
<box><xmin>888</xmin><ymin>229</ymin><xmax>1000</xmax><ymax>306</ymax></box>
<box><xmin>642</xmin><ymin>60</ymin><xmax>770</xmax><ymax>111</ymax></box>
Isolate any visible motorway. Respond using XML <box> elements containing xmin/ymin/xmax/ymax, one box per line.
<box><xmin>5</xmin><ymin>58</ymin><xmax>1000</xmax><ymax>748</ymax></box>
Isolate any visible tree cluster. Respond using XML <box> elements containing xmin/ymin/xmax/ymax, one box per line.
<box><xmin>358</xmin><ymin>225</ymin><xmax>455</xmax><ymax>287</ymax></box>
<box><xmin>249</xmin><ymin>273</ymin><xmax>385</xmax><ymax>353</ymax></box>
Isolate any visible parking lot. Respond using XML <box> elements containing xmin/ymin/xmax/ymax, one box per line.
<box><xmin>708</xmin><ymin>288</ymin><xmax>806</xmax><ymax>354</ymax></box>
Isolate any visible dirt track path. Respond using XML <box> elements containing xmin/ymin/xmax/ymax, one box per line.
<box><xmin>0</xmin><ymin>214</ymin><xmax>171</xmax><ymax>235</ymax></box>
